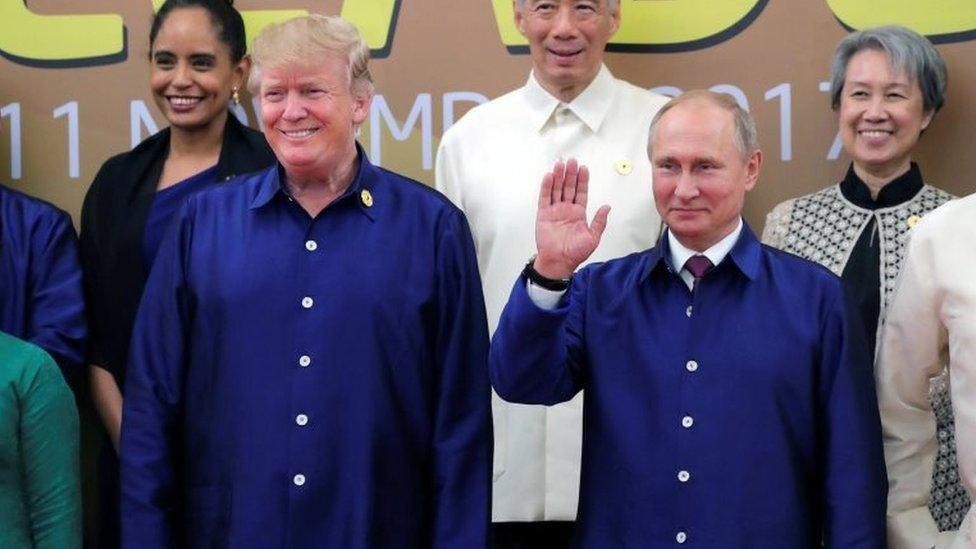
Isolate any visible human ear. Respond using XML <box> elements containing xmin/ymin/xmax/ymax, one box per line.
<box><xmin>743</xmin><ymin>149</ymin><xmax>762</xmax><ymax>191</ymax></box>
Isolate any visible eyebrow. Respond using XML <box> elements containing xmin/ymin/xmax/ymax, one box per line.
<box><xmin>653</xmin><ymin>155</ymin><xmax>723</xmax><ymax>165</ymax></box>
<box><xmin>261</xmin><ymin>78</ymin><xmax>330</xmax><ymax>89</ymax></box>
<box><xmin>846</xmin><ymin>79</ymin><xmax>911</xmax><ymax>88</ymax></box>
<box><xmin>152</xmin><ymin>50</ymin><xmax>217</xmax><ymax>61</ymax></box>
<box><xmin>293</xmin><ymin>78</ymin><xmax>333</xmax><ymax>88</ymax></box>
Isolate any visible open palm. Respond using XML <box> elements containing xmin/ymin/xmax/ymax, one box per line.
<box><xmin>534</xmin><ymin>158</ymin><xmax>610</xmax><ymax>279</ymax></box>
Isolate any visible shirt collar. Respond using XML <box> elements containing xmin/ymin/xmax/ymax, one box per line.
<box><xmin>667</xmin><ymin>218</ymin><xmax>743</xmax><ymax>273</ymax></box>
<box><xmin>643</xmin><ymin>218</ymin><xmax>761</xmax><ymax>282</ymax></box>
<box><xmin>523</xmin><ymin>64</ymin><xmax>617</xmax><ymax>133</ymax></box>
<box><xmin>839</xmin><ymin>162</ymin><xmax>924</xmax><ymax>210</ymax></box>
<box><xmin>249</xmin><ymin>143</ymin><xmax>377</xmax><ymax>221</ymax></box>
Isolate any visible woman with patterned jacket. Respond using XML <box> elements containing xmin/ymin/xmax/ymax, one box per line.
<box><xmin>762</xmin><ymin>25</ymin><xmax>963</xmax><ymax>532</ymax></box>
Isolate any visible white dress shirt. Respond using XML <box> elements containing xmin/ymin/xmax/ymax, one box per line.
<box><xmin>435</xmin><ymin>65</ymin><xmax>668</xmax><ymax>522</ymax></box>
<box><xmin>877</xmin><ymin>193</ymin><xmax>976</xmax><ymax>548</ymax></box>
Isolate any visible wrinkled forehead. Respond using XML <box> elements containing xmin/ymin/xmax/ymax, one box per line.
<box><xmin>652</xmin><ymin>103</ymin><xmax>736</xmax><ymax>151</ymax></box>
<box><xmin>257</xmin><ymin>55</ymin><xmax>351</xmax><ymax>86</ymax></box>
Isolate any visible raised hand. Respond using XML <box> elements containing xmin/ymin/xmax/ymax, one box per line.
<box><xmin>534</xmin><ymin>158</ymin><xmax>610</xmax><ymax>279</ymax></box>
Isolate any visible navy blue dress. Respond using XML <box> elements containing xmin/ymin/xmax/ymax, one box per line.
<box><xmin>142</xmin><ymin>164</ymin><xmax>220</xmax><ymax>270</ymax></box>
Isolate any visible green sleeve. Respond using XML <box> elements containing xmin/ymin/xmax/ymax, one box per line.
<box><xmin>20</xmin><ymin>347</ymin><xmax>81</xmax><ymax>549</ymax></box>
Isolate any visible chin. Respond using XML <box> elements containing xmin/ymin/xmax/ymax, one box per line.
<box><xmin>280</xmin><ymin>157</ymin><xmax>321</xmax><ymax>174</ymax></box>
<box><xmin>169</xmin><ymin>118</ymin><xmax>216</xmax><ymax>131</ymax></box>
<box><xmin>668</xmin><ymin>224</ymin><xmax>700</xmax><ymax>238</ymax></box>
<box><xmin>275</xmin><ymin>147</ymin><xmax>314</xmax><ymax>164</ymax></box>
<box><xmin>551</xmin><ymin>70</ymin><xmax>584</xmax><ymax>84</ymax></box>
<box><xmin>855</xmin><ymin>156</ymin><xmax>900</xmax><ymax>171</ymax></box>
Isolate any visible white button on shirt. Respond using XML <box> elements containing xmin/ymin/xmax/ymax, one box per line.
<box><xmin>301</xmin><ymin>297</ymin><xmax>313</xmax><ymax>309</ymax></box>
<box><xmin>293</xmin><ymin>474</ymin><xmax>306</xmax><ymax>486</ymax></box>
<box><xmin>305</xmin><ymin>240</ymin><xmax>318</xmax><ymax>251</ymax></box>
<box><xmin>295</xmin><ymin>414</ymin><xmax>308</xmax><ymax>426</ymax></box>
<box><xmin>298</xmin><ymin>355</ymin><xmax>311</xmax><ymax>367</ymax></box>
<box><xmin>518</xmin><ymin>219</ymin><xmax>748</xmax><ymax>534</ymax></box>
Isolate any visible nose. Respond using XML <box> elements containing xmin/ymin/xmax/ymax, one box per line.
<box><xmin>282</xmin><ymin>92</ymin><xmax>306</xmax><ymax>121</ymax></box>
<box><xmin>172</xmin><ymin>62</ymin><xmax>191</xmax><ymax>88</ymax></box>
<box><xmin>552</xmin><ymin>5</ymin><xmax>579</xmax><ymax>39</ymax></box>
<box><xmin>863</xmin><ymin>96</ymin><xmax>889</xmax><ymax>121</ymax></box>
<box><xmin>673</xmin><ymin>172</ymin><xmax>700</xmax><ymax>200</ymax></box>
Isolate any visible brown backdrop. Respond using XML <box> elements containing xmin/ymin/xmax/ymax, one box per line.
<box><xmin>2</xmin><ymin>0</ymin><xmax>975</xmax><ymax>230</ymax></box>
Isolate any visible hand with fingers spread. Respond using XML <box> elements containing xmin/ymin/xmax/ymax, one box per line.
<box><xmin>534</xmin><ymin>158</ymin><xmax>611</xmax><ymax>280</ymax></box>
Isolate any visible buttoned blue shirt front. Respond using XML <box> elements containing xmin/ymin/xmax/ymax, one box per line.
<box><xmin>0</xmin><ymin>184</ymin><xmax>85</xmax><ymax>380</ymax></box>
<box><xmin>490</xmin><ymin>225</ymin><xmax>886</xmax><ymax>548</ymax></box>
<box><xmin>121</xmin><ymin>150</ymin><xmax>492</xmax><ymax>548</ymax></box>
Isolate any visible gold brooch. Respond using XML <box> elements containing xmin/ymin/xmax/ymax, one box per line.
<box><xmin>360</xmin><ymin>189</ymin><xmax>374</xmax><ymax>208</ymax></box>
<box><xmin>615</xmin><ymin>157</ymin><xmax>633</xmax><ymax>176</ymax></box>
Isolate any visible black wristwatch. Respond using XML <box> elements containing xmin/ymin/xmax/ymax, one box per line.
<box><xmin>523</xmin><ymin>256</ymin><xmax>571</xmax><ymax>291</ymax></box>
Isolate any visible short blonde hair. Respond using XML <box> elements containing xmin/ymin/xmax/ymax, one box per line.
<box><xmin>248</xmin><ymin>14</ymin><xmax>373</xmax><ymax>96</ymax></box>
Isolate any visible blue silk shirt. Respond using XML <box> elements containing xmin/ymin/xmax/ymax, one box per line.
<box><xmin>490</xmin><ymin>226</ymin><xmax>886</xmax><ymax>548</ymax></box>
<box><xmin>121</xmin><ymin>152</ymin><xmax>492</xmax><ymax>548</ymax></box>
<box><xmin>0</xmin><ymin>184</ymin><xmax>86</xmax><ymax>380</ymax></box>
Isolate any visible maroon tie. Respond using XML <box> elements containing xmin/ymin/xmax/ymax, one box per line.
<box><xmin>684</xmin><ymin>255</ymin><xmax>714</xmax><ymax>292</ymax></box>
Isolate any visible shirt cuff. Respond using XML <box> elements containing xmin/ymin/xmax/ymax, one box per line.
<box><xmin>526</xmin><ymin>280</ymin><xmax>566</xmax><ymax>310</ymax></box>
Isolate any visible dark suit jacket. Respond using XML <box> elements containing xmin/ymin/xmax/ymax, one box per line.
<box><xmin>80</xmin><ymin>114</ymin><xmax>275</xmax><ymax>386</ymax></box>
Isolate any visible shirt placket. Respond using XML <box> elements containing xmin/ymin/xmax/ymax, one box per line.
<box><xmin>543</xmin><ymin>104</ymin><xmax>586</xmax><ymax>164</ymax></box>
<box><xmin>672</xmin><ymin>279</ymin><xmax>706</xmax><ymax>545</ymax></box>
<box><xmin>287</xmin><ymin>212</ymin><xmax>324</xmax><ymax>535</ymax></box>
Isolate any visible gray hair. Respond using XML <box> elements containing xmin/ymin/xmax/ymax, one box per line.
<box><xmin>829</xmin><ymin>25</ymin><xmax>947</xmax><ymax>114</ymax></box>
<box><xmin>516</xmin><ymin>0</ymin><xmax>619</xmax><ymax>10</ymax></box>
<box><xmin>248</xmin><ymin>14</ymin><xmax>374</xmax><ymax>96</ymax></box>
<box><xmin>647</xmin><ymin>90</ymin><xmax>759</xmax><ymax>162</ymax></box>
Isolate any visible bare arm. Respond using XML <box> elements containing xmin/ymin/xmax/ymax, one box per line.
<box><xmin>90</xmin><ymin>364</ymin><xmax>123</xmax><ymax>453</ymax></box>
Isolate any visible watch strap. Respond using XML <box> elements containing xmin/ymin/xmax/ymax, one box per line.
<box><xmin>523</xmin><ymin>257</ymin><xmax>571</xmax><ymax>291</ymax></box>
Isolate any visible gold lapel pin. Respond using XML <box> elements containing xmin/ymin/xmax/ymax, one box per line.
<box><xmin>360</xmin><ymin>189</ymin><xmax>374</xmax><ymax>208</ymax></box>
<box><xmin>907</xmin><ymin>214</ymin><xmax>921</xmax><ymax>228</ymax></box>
<box><xmin>615</xmin><ymin>157</ymin><xmax>633</xmax><ymax>176</ymax></box>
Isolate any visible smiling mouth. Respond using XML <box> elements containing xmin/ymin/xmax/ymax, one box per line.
<box><xmin>167</xmin><ymin>96</ymin><xmax>203</xmax><ymax>108</ymax></box>
<box><xmin>858</xmin><ymin>130</ymin><xmax>893</xmax><ymax>138</ymax></box>
<box><xmin>548</xmin><ymin>48</ymin><xmax>583</xmax><ymax>61</ymax></box>
<box><xmin>279</xmin><ymin>128</ymin><xmax>319</xmax><ymax>139</ymax></box>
